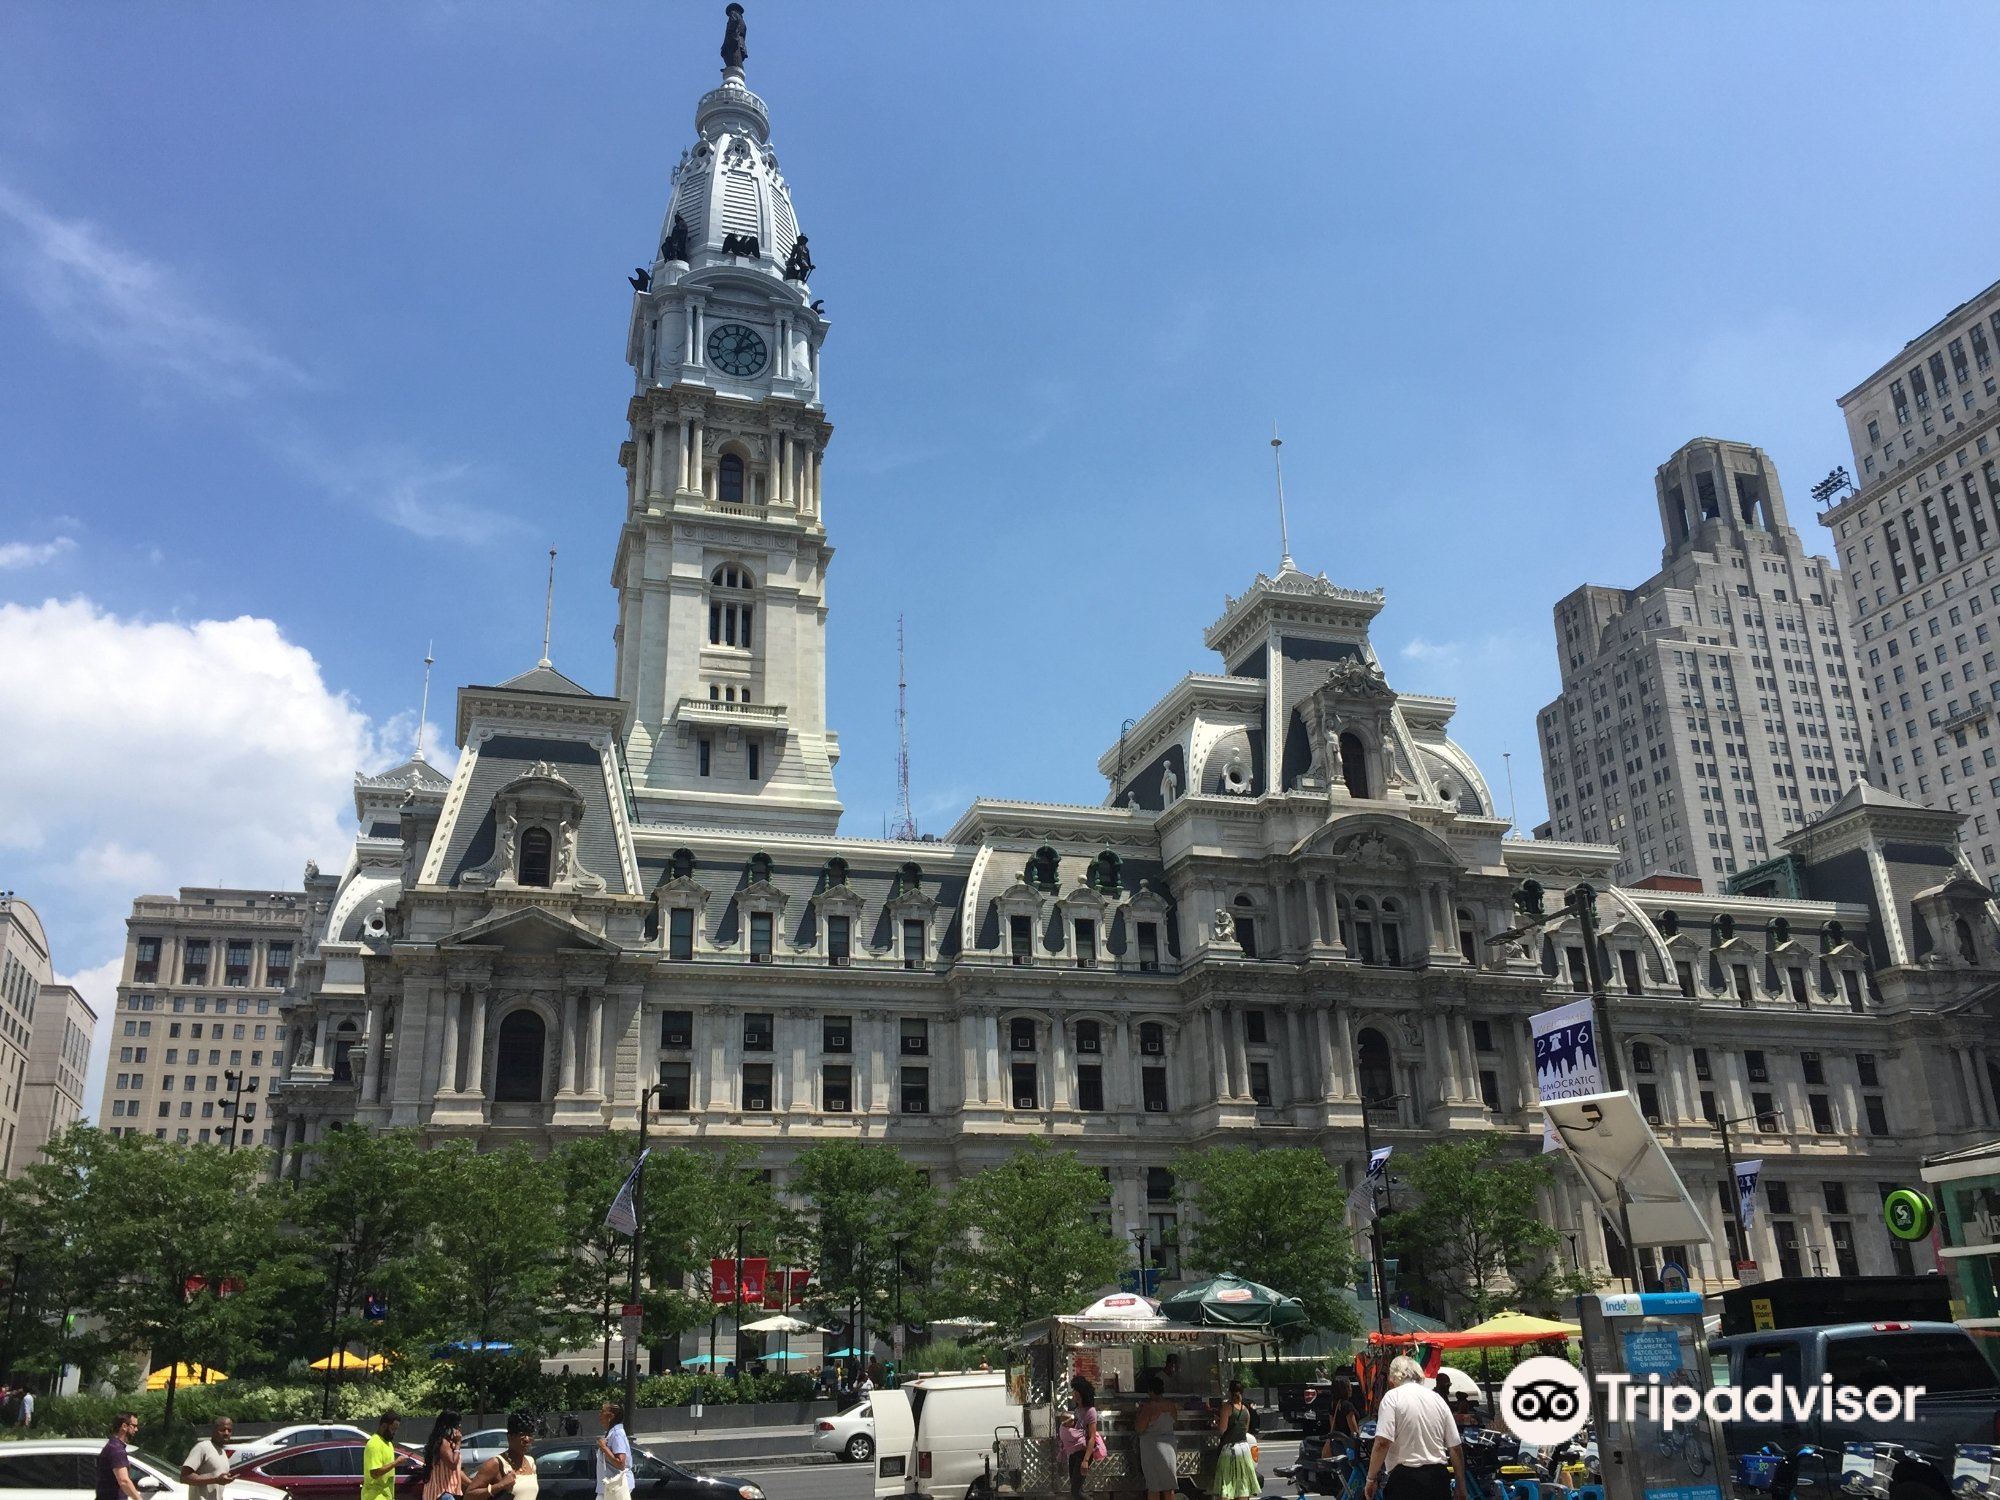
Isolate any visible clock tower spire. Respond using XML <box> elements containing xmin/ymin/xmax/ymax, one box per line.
<box><xmin>610</xmin><ymin>4</ymin><xmax>841</xmax><ymax>834</ymax></box>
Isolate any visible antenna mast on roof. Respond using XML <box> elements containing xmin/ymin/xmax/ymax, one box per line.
<box><xmin>414</xmin><ymin>643</ymin><xmax>435</xmax><ymax>762</ymax></box>
<box><xmin>889</xmin><ymin>615</ymin><xmax>918</xmax><ymax>841</ymax></box>
<box><xmin>539</xmin><ymin>548</ymin><xmax>557</xmax><ymax>669</ymax></box>
<box><xmin>1271</xmin><ymin>424</ymin><xmax>1295</xmax><ymax>572</ymax></box>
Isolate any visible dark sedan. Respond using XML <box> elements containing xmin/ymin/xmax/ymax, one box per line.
<box><xmin>526</xmin><ymin>1444</ymin><xmax>764</xmax><ymax>1500</ymax></box>
<box><xmin>230</xmin><ymin>1441</ymin><xmax>425</xmax><ymax>1500</ymax></box>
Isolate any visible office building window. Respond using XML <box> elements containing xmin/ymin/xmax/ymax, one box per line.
<box><xmin>657</xmin><ymin>1061</ymin><xmax>692</xmax><ymax>1111</ymax></box>
<box><xmin>1010</xmin><ymin>914</ymin><xmax>1034</xmax><ymax>964</ymax></box>
<box><xmin>902</xmin><ymin>918</ymin><xmax>926</xmax><ymax>969</ymax></box>
<box><xmin>1136</xmin><ymin>921</ymin><xmax>1160</xmax><ymax>970</ymax></box>
<box><xmin>668</xmin><ymin>908</ymin><xmax>695</xmax><ymax>961</ymax></box>
<box><xmin>1077</xmin><ymin>1065</ymin><xmax>1105</xmax><ymax>1112</ymax></box>
<box><xmin>1143</xmin><ymin>1067</ymin><xmax>1168</xmax><ymax>1112</ymax></box>
<box><xmin>1074</xmin><ymin>918</ymin><xmax>1097</xmax><ymax>968</ymax></box>
<box><xmin>900</xmin><ymin>1017</ymin><xmax>928</xmax><ymax>1056</ymax></box>
<box><xmin>1011</xmin><ymin>1061</ymin><xmax>1040</xmax><ymax>1110</ymax></box>
<box><xmin>741</xmin><ymin>1063</ymin><xmax>772</xmax><ymax>1112</ymax></box>
<box><xmin>1010</xmin><ymin>1017</ymin><xmax>1037</xmax><ymax>1052</ymax></box>
<box><xmin>900</xmin><ymin>1066</ymin><xmax>929</xmax><ymax>1115</ymax></box>
<box><xmin>822</xmin><ymin>1015</ymin><xmax>851</xmax><ymax>1053</ymax></box>
<box><xmin>743</xmin><ymin>1013</ymin><xmax>773</xmax><ymax>1051</ymax></box>
<box><xmin>822</xmin><ymin>1064</ymin><xmax>852</xmax><ymax>1113</ymax></box>
<box><xmin>826</xmin><ymin>914</ymin><xmax>850</xmax><ymax>965</ymax></box>
<box><xmin>660</xmin><ymin>1010</ymin><xmax>693</xmax><ymax>1049</ymax></box>
<box><xmin>1249</xmin><ymin>1062</ymin><xmax>1273</xmax><ymax>1107</ymax></box>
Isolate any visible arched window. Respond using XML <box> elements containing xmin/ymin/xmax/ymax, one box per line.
<box><xmin>1093</xmin><ymin>850</ymin><xmax>1122</xmax><ymax>895</ymax></box>
<box><xmin>823</xmin><ymin>856</ymin><xmax>849</xmax><ymax>888</ymax></box>
<box><xmin>896</xmin><ymin>861</ymin><xmax>923</xmax><ymax>897</ymax></box>
<box><xmin>518</xmin><ymin>827</ymin><xmax>553</xmax><ymax>887</ymax></box>
<box><xmin>1356</xmin><ymin>1027</ymin><xmax>1394</xmax><ymax>1106</ymax></box>
<box><xmin>493</xmin><ymin>1010</ymin><xmax>547</xmax><ymax>1102</ymax></box>
<box><xmin>1351</xmin><ymin>896</ymin><xmax>1378</xmax><ymax>965</ymax></box>
<box><xmin>1339</xmin><ymin>732</ymin><xmax>1369</xmax><ymax>799</ymax></box>
<box><xmin>1631</xmin><ymin>1041</ymin><xmax>1655</xmax><ymax>1074</ymax></box>
<box><xmin>707</xmin><ymin>564</ymin><xmax>755</xmax><ymax>648</ymax></box>
<box><xmin>1379</xmin><ymin>898</ymin><xmax>1404</xmax><ymax>967</ymax></box>
<box><xmin>332</xmin><ymin>1019</ymin><xmax>358</xmax><ymax>1084</ymax></box>
<box><xmin>718</xmin><ymin>452</ymin><xmax>745</xmax><ymax>504</ymax></box>
<box><xmin>1457</xmin><ymin>907</ymin><xmax>1477</xmax><ymax>964</ymax></box>
<box><xmin>748</xmin><ymin>851</ymin><xmax>774</xmax><ymax>884</ymax></box>
<box><xmin>671</xmin><ymin>847</ymin><xmax>695</xmax><ymax>881</ymax></box>
<box><xmin>1026</xmin><ymin>846</ymin><xmax>1060</xmax><ymax>892</ymax></box>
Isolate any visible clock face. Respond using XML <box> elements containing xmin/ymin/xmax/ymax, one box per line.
<box><xmin>706</xmin><ymin>323</ymin><xmax>768</xmax><ymax>377</ymax></box>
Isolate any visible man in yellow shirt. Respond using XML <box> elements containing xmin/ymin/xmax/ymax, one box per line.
<box><xmin>362</xmin><ymin>1411</ymin><xmax>403</xmax><ymax>1500</ymax></box>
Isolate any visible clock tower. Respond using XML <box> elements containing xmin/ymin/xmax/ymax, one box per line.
<box><xmin>611</xmin><ymin>5</ymin><xmax>842</xmax><ymax>835</ymax></box>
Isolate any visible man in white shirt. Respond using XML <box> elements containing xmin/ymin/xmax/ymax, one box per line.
<box><xmin>1364</xmin><ymin>1356</ymin><xmax>1469</xmax><ymax>1500</ymax></box>
<box><xmin>180</xmin><ymin>1417</ymin><xmax>235</xmax><ymax>1500</ymax></box>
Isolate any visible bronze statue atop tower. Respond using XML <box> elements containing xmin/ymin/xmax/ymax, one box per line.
<box><xmin>721</xmin><ymin>4</ymin><xmax>748</xmax><ymax>70</ymax></box>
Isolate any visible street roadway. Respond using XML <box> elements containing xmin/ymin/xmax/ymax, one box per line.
<box><xmin>703</xmin><ymin>1463</ymin><xmax>869</xmax><ymax>1500</ymax></box>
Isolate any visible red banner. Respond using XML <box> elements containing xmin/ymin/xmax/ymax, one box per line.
<box><xmin>710</xmin><ymin>1257</ymin><xmax>736</xmax><ymax>1304</ymax></box>
<box><xmin>739</xmin><ymin>1258</ymin><xmax>768</xmax><ymax>1305</ymax></box>
<box><xmin>763</xmin><ymin>1267</ymin><xmax>811</xmax><ymax>1308</ymax></box>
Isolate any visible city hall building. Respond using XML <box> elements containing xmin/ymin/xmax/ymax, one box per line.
<box><xmin>273</xmin><ymin>9</ymin><xmax>2000</xmax><ymax>1293</ymax></box>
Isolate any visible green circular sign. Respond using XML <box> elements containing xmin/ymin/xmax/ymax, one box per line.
<box><xmin>1883</xmin><ymin>1188</ymin><xmax>1934</xmax><ymax>1241</ymax></box>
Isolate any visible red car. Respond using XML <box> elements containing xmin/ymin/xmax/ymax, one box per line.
<box><xmin>229</xmin><ymin>1441</ymin><xmax>425</xmax><ymax>1500</ymax></box>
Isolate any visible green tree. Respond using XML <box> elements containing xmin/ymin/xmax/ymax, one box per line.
<box><xmin>271</xmin><ymin>1127</ymin><xmax>437</xmax><ymax>1372</ymax></box>
<box><xmin>789</xmin><ymin>1141</ymin><xmax>942</xmax><ymax>1354</ymax></box>
<box><xmin>1172</xmin><ymin>1146</ymin><xmax>1360</xmax><ymax>1337</ymax></box>
<box><xmin>636</xmin><ymin>1147</ymin><xmax>788</xmax><ymax>1365</ymax></box>
<box><xmin>551</xmin><ymin>1135</ymin><xmax>638</xmax><ymax>1378</ymax></box>
<box><xmin>418</xmin><ymin>1142</ymin><xmax>568</xmax><ymax>1418</ymax></box>
<box><xmin>1380</xmin><ymin>1136</ymin><xmax>1583</xmax><ymax>1325</ymax></box>
<box><xmin>944</xmin><ymin>1142</ymin><xmax>1127</xmax><ymax>1328</ymax></box>
<box><xmin>79</xmin><ymin>1133</ymin><xmax>282</xmax><ymax>1427</ymax></box>
<box><xmin>0</xmin><ymin>1126</ymin><xmax>120</xmax><ymax>1386</ymax></box>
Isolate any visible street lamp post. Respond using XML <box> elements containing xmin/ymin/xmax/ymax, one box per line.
<box><xmin>889</xmin><ymin>1231</ymin><xmax>909</xmax><ymax>1372</ymax></box>
<box><xmin>1358</xmin><ymin>1090</ymin><xmax>1405</xmax><ymax>1334</ymax></box>
<box><xmin>1714</xmin><ymin>1105</ymin><xmax>1783</xmax><ymax>1279</ymax></box>
<box><xmin>320</xmin><ymin>1241</ymin><xmax>351</xmax><ymax>1420</ymax></box>
<box><xmin>1130</xmin><ymin>1225</ymin><xmax>1150</xmax><ymax>1293</ymax></box>
<box><xmin>623</xmin><ymin>1082</ymin><xmax>669</xmax><ymax>1424</ymax></box>
<box><xmin>732</xmin><ymin>1219</ymin><xmax>751</xmax><ymax>1374</ymax></box>
<box><xmin>221</xmin><ymin>1070</ymin><xmax>255</xmax><ymax>1151</ymax></box>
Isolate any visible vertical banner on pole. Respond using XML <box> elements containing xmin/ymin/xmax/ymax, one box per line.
<box><xmin>739</xmin><ymin>1258</ymin><xmax>769</xmax><ymax>1305</ymax></box>
<box><xmin>1531</xmin><ymin>997</ymin><xmax>1603</xmax><ymax>1152</ymax></box>
<box><xmin>709</xmin><ymin>1257</ymin><xmax>736</xmax><ymax>1305</ymax></box>
<box><xmin>1735</xmin><ymin>1159</ymin><xmax>1764</xmax><ymax>1230</ymax></box>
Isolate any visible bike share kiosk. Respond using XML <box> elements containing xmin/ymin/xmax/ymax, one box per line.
<box><xmin>1577</xmin><ymin>1292</ymin><xmax>1728</xmax><ymax>1500</ymax></box>
<box><xmin>1545</xmin><ymin>1092</ymin><xmax>1726</xmax><ymax>1500</ymax></box>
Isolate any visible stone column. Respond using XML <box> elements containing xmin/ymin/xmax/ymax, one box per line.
<box><xmin>558</xmin><ymin>995</ymin><xmax>578</xmax><ymax>1097</ymax></box>
<box><xmin>1455</xmin><ymin>1015</ymin><xmax>1479</xmax><ymax>1102</ymax></box>
<box><xmin>674</xmin><ymin>415</ymin><xmax>690</xmax><ymax>491</ymax></box>
<box><xmin>587</xmin><ymin>993</ymin><xmax>606</xmax><ymax>1096</ymax></box>
<box><xmin>811</xmin><ymin>449</ymin><xmax>823</xmax><ymax>512</ymax></box>
<box><xmin>984</xmin><ymin>1012</ymin><xmax>1002</xmax><ymax>1105</ymax></box>
<box><xmin>361</xmin><ymin>1000</ymin><xmax>386</xmax><ymax>1104</ymax></box>
<box><xmin>1229</xmin><ymin>1011</ymin><xmax>1252</xmax><ymax>1099</ymax></box>
<box><xmin>790</xmin><ymin>1011</ymin><xmax>809</xmax><ymax>1114</ymax></box>
<box><xmin>440</xmin><ymin>989</ymin><xmax>462</xmax><ymax>1094</ymax></box>
<box><xmin>1332</xmin><ymin>1005</ymin><xmax>1356</xmax><ymax>1098</ymax></box>
<box><xmin>960</xmin><ymin>1013</ymin><xmax>981</xmax><ymax>1107</ymax></box>
<box><xmin>690</xmin><ymin>418</ymin><xmax>706</xmax><ymax>497</ymax></box>
<box><xmin>465</xmin><ymin>990</ymin><xmax>489</xmax><ymax>1097</ymax></box>
<box><xmin>768</xmin><ymin>433</ymin><xmax>783</xmax><ymax>506</ymax></box>
<box><xmin>1051</xmin><ymin>1017</ymin><xmax>1072</xmax><ymax>1111</ymax></box>
<box><xmin>1283</xmin><ymin>1007</ymin><xmax>1307</xmax><ymax>1103</ymax></box>
<box><xmin>650</xmin><ymin>418</ymin><xmax>670</xmax><ymax>494</ymax></box>
<box><xmin>1112</xmin><ymin>1015</ymin><xmax>1135</xmax><ymax>1112</ymax></box>
<box><xmin>1308</xmin><ymin>1008</ymin><xmax>1333</xmax><ymax>1100</ymax></box>
<box><xmin>1205</xmin><ymin>1007</ymin><xmax>1229</xmax><ymax>1100</ymax></box>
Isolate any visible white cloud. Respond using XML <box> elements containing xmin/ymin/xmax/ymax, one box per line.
<box><xmin>1401</xmin><ymin>637</ymin><xmax>1463</xmax><ymax>665</ymax></box>
<box><xmin>275</xmin><ymin>435</ymin><xmax>521</xmax><ymax>545</ymax></box>
<box><xmin>0</xmin><ymin>535</ymin><xmax>75</xmax><ymax>569</ymax></box>
<box><xmin>0</xmin><ymin>181</ymin><xmax>307</xmax><ymax>400</ymax></box>
<box><xmin>0</xmin><ymin>597</ymin><xmax>450</xmax><ymax>1124</ymax></box>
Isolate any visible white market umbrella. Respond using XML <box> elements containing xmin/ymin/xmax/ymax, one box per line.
<box><xmin>1077</xmin><ymin>1292</ymin><xmax>1163</xmax><ymax>1321</ymax></box>
<box><xmin>741</xmin><ymin>1314</ymin><xmax>814</xmax><ymax>1334</ymax></box>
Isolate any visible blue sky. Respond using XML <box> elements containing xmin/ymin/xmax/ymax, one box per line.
<box><xmin>4</xmin><ymin>2</ymin><xmax>2000</xmax><ymax>1107</ymax></box>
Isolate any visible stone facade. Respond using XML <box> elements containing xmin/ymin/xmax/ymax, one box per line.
<box><xmin>101</xmin><ymin>888</ymin><xmax>308</xmax><ymax>1148</ymax></box>
<box><xmin>18</xmin><ymin>983</ymin><xmax>94</xmax><ymax>1168</ymax></box>
<box><xmin>1821</xmin><ymin>278</ymin><xmax>2000</xmax><ymax>883</ymax></box>
<box><xmin>269</xmin><ymin>10</ymin><xmax>2000</xmax><ymax>1295</ymax></box>
<box><xmin>1539</xmin><ymin>439</ymin><xmax>1869</xmax><ymax>891</ymax></box>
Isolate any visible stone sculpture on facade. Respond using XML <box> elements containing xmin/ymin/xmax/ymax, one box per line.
<box><xmin>1160</xmin><ymin>762</ymin><xmax>1178</xmax><ymax>803</ymax></box>
<box><xmin>783</xmin><ymin>234</ymin><xmax>814</xmax><ymax>282</ymax></box>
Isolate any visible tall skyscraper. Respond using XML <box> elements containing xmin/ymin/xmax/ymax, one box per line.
<box><xmin>1820</xmin><ymin>278</ymin><xmax>2000</xmax><ymax>879</ymax></box>
<box><xmin>1539</xmin><ymin>439</ymin><xmax>1868</xmax><ymax>890</ymax></box>
<box><xmin>0</xmin><ymin>894</ymin><xmax>97</xmax><ymax>1176</ymax></box>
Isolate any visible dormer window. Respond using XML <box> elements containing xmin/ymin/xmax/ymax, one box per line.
<box><xmin>518</xmin><ymin>827</ymin><xmax>553</xmax><ymax>887</ymax></box>
<box><xmin>1010</xmin><ymin>914</ymin><xmax>1034</xmax><ymax>965</ymax></box>
<box><xmin>901</xmin><ymin>918</ymin><xmax>926</xmax><ymax>969</ymax></box>
<box><xmin>749</xmin><ymin>851</ymin><xmax>774</xmax><ymax>884</ymax></box>
<box><xmin>826</xmin><ymin>914</ymin><xmax>851</xmax><ymax>966</ymax></box>
<box><xmin>1074</xmin><ymin>918</ymin><xmax>1098</xmax><ymax>969</ymax></box>
<box><xmin>668</xmin><ymin>908</ymin><xmax>695</xmax><ymax>961</ymax></box>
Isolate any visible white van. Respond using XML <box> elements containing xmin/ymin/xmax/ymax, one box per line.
<box><xmin>871</xmin><ymin>1370</ymin><xmax>1021</xmax><ymax>1500</ymax></box>
<box><xmin>871</xmin><ymin>1387</ymin><xmax>916</xmax><ymax>1498</ymax></box>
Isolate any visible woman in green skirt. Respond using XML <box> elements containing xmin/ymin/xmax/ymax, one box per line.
<box><xmin>1211</xmin><ymin>1379</ymin><xmax>1259</xmax><ymax>1499</ymax></box>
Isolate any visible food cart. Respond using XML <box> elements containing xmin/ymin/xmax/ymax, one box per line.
<box><xmin>980</xmin><ymin>1296</ymin><xmax>1282</xmax><ymax>1497</ymax></box>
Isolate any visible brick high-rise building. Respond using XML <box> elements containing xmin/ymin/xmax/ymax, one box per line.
<box><xmin>1539</xmin><ymin>438</ymin><xmax>1869</xmax><ymax>890</ymax></box>
<box><xmin>1819</xmin><ymin>278</ymin><xmax>2000</xmax><ymax>880</ymax></box>
<box><xmin>102</xmin><ymin>888</ymin><xmax>307</xmax><ymax>1147</ymax></box>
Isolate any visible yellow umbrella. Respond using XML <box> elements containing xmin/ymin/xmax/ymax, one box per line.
<box><xmin>145</xmin><ymin>1362</ymin><xmax>228</xmax><ymax>1390</ymax></box>
<box><xmin>309</xmin><ymin>1351</ymin><xmax>388</xmax><ymax>1372</ymax></box>
<box><xmin>1455</xmin><ymin>1310</ymin><xmax>1582</xmax><ymax>1342</ymax></box>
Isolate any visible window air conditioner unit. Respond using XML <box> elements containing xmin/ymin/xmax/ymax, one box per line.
<box><xmin>1012</xmin><ymin>953</ymin><xmax>1030</xmax><ymax>966</ymax></box>
<box><xmin>1645</xmin><ymin>1115</ymin><xmax>1662</xmax><ymax>1127</ymax></box>
<box><xmin>1146</xmin><ymin>1099</ymin><xmax>1168</xmax><ymax>1112</ymax></box>
<box><xmin>1078</xmin><ymin>1038</ymin><xmax>1100</xmax><ymax>1053</ymax></box>
<box><xmin>747</xmin><ymin>1097</ymin><xmax>768</xmax><ymax>1111</ymax></box>
<box><xmin>1139</xmin><ymin>960</ymin><xmax>1159</xmax><ymax>973</ymax></box>
<box><xmin>665</xmin><ymin>1030</ymin><xmax>689</xmax><ymax>1048</ymax></box>
<box><xmin>829</xmin><ymin>956</ymin><xmax>850</xmax><ymax>967</ymax></box>
<box><xmin>902</xmin><ymin>1037</ymin><xmax>925</xmax><ymax>1053</ymax></box>
<box><xmin>1748</xmin><ymin>1065</ymin><xmax>1769</xmax><ymax>1082</ymax></box>
<box><xmin>1015</xmin><ymin>1096</ymin><xmax>1036</xmax><ymax>1110</ymax></box>
<box><xmin>1142</xmin><ymin>1039</ymin><xmax>1164</xmax><ymax>1055</ymax></box>
<box><xmin>750</xmin><ymin>952</ymin><xmax>772</xmax><ymax>965</ymax></box>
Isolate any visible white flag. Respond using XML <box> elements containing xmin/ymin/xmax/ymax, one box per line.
<box><xmin>605</xmin><ymin>1148</ymin><xmax>651</xmax><ymax>1236</ymax></box>
<box><xmin>1735</xmin><ymin>1159</ymin><xmax>1763</xmax><ymax>1232</ymax></box>
<box><xmin>1348</xmin><ymin>1146</ymin><xmax>1392</xmax><ymax>1225</ymax></box>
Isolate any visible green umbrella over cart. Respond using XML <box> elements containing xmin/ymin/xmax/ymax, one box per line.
<box><xmin>1158</xmin><ymin>1273</ymin><xmax>1308</xmax><ymax>1333</ymax></box>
